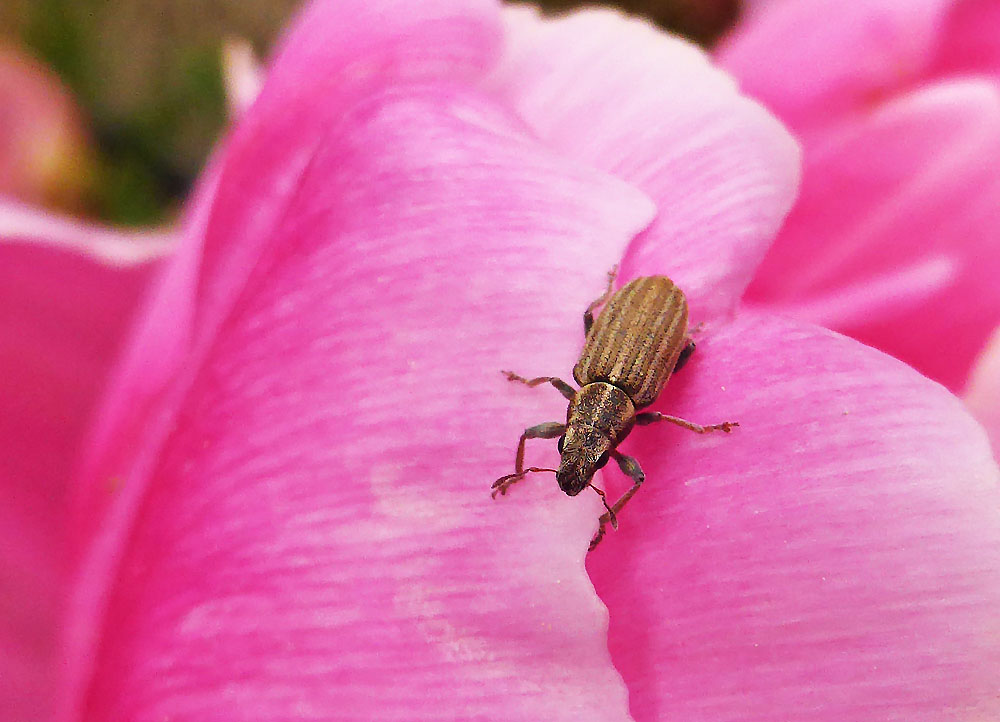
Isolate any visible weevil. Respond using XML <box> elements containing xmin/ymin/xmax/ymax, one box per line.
<box><xmin>492</xmin><ymin>269</ymin><xmax>738</xmax><ymax>550</ymax></box>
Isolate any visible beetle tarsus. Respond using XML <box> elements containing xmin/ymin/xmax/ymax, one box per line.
<box><xmin>589</xmin><ymin>504</ymin><xmax>623</xmax><ymax>551</ymax></box>
<box><xmin>490</xmin><ymin>473</ymin><xmax>524</xmax><ymax>498</ymax></box>
<box><xmin>589</xmin><ymin>526</ymin><xmax>608</xmax><ymax>551</ymax></box>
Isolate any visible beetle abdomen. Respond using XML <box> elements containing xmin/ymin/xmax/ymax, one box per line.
<box><xmin>573</xmin><ymin>276</ymin><xmax>688</xmax><ymax>409</ymax></box>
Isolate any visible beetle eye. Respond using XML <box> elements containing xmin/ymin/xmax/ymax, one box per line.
<box><xmin>557</xmin><ymin>435</ymin><xmax>566</xmax><ymax>453</ymax></box>
<box><xmin>595</xmin><ymin>451</ymin><xmax>610</xmax><ymax>469</ymax></box>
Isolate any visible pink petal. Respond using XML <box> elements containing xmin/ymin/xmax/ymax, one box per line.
<box><xmin>0</xmin><ymin>201</ymin><xmax>168</xmax><ymax>722</ymax></box>
<box><xmin>63</xmin><ymin>45</ymin><xmax>662</xmax><ymax>722</ymax></box>
<box><xmin>487</xmin><ymin>6</ymin><xmax>800</xmax><ymax>320</ymax></box>
<box><xmin>965</xmin><ymin>323</ymin><xmax>1000</xmax><ymax>457</ymax></box>
<box><xmin>196</xmin><ymin>0</ymin><xmax>503</xmax><ymax>345</ymax></box>
<box><xmin>70</xmin><ymin>157</ymin><xmax>221</xmax><ymax>533</ymax></box>
<box><xmin>587</xmin><ymin>312</ymin><xmax>1000</xmax><ymax>720</ymax></box>
<box><xmin>718</xmin><ymin>0</ymin><xmax>953</xmax><ymax>131</ymax></box>
<box><xmin>744</xmin><ymin>78</ymin><xmax>1000</xmax><ymax>390</ymax></box>
<box><xmin>931</xmin><ymin>0</ymin><xmax>1000</xmax><ymax>77</ymax></box>
<box><xmin>73</xmin><ymin>0</ymin><xmax>505</xmax><ymax>525</ymax></box>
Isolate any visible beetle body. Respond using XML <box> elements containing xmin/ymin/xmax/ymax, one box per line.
<box><xmin>558</xmin><ymin>277</ymin><xmax>685</xmax><ymax>496</ymax></box>
<box><xmin>493</xmin><ymin>271</ymin><xmax>736</xmax><ymax>550</ymax></box>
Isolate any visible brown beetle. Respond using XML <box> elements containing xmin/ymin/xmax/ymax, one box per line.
<box><xmin>492</xmin><ymin>269</ymin><xmax>737</xmax><ymax>550</ymax></box>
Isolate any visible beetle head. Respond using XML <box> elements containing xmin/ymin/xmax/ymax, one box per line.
<box><xmin>556</xmin><ymin>425</ymin><xmax>613</xmax><ymax>496</ymax></box>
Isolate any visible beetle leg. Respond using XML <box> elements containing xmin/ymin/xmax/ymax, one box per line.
<box><xmin>491</xmin><ymin>422</ymin><xmax>566</xmax><ymax>498</ymax></box>
<box><xmin>501</xmin><ymin>371</ymin><xmax>575</xmax><ymax>401</ymax></box>
<box><xmin>514</xmin><ymin>422</ymin><xmax>566</xmax><ymax>474</ymax></box>
<box><xmin>583</xmin><ymin>264</ymin><xmax>619</xmax><ymax>336</ymax></box>
<box><xmin>514</xmin><ymin>421</ymin><xmax>566</xmax><ymax>474</ymax></box>
<box><xmin>635</xmin><ymin>412</ymin><xmax>738</xmax><ymax>434</ymax></box>
<box><xmin>673</xmin><ymin>339</ymin><xmax>696</xmax><ymax>373</ymax></box>
<box><xmin>589</xmin><ymin>451</ymin><xmax>645</xmax><ymax>551</ymax></box>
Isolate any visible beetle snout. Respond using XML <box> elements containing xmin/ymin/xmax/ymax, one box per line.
<box><xmin>556</xmin><ymin>466</ymin><xmax>589</xmax><ymax>496</ymax></box>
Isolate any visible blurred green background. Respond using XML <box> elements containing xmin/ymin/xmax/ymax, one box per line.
<box><xmin>0</xmin><ymin>0</ymin><xmax>739</xmax><ymax>226</ymax></box>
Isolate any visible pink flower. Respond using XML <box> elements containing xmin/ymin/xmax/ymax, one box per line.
<box><xmin>718</xmin><ymin>0</ymin><xmax>1000</xmax><ymax>441</ymax></box>
<box><xmin>2</xmin><ymin>2</ymin><xmax>999</xmax><ymax>720</ymax></box>
<box><xmin>0</xmin><ymin>45</ymin><xmax>95</xmax><ymax>212</ymax></box>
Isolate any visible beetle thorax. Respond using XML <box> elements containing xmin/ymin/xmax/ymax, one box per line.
<box><xmin>567</xmin><ymin>382</ymin><xmax>636</xmax><ymax>439</ymax></box>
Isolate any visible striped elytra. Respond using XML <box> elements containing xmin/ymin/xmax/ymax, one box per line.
<box><xmin>573</xmin><ymin>276</ymin><xmax>688</xmax><ymax>409</ymax></box>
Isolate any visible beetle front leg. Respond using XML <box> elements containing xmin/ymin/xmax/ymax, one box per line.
<box><xmin>501</xmin><ymin>371</ymin><xmax>575</xmax><ymax>401</ymax></box>
<box><xmin>635</xmin><ymin>412</ymin><xmax>738</xmax><ymax>433</ymax></box>
<box><xmin>491</xmin><ymin>422</ymin><xmax>566</xmax><ymax>498</ymax></box>
<box><xmin>583</xmin><ymin>265</ymin><xmax>619</xmax><ymax>336</ymax></box>
<box><xmin>589</xmin><ymin>451</ymin><xmax>644</xmax><ymax>551</ymax></box>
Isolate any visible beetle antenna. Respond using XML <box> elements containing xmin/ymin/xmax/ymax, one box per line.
<box><xmin>588</xmin><ymin>484</ymin><xmax>617</xmax><ymax>529</ymax></box>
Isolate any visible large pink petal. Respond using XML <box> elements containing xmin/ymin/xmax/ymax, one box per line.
<box><xmin>744</xmin><ymin>78</ymin><xmax>1000</xmax><ymax>390</ymax></box>
<box><xmin>73</xmin><ymin>0</ymin><xmax>503</xmax><ymax>529</ymax></box>
<box><xmin>0</xmin><ymin>201</ymin><xmax>168</xmax><ymax>722</ymax></box>
<box><xmin>487</xmin><ymin>6</ymin><xmax>800</xmax><ymax>320</ymax></box>
<box><xmin>69</xmin><ymin>156</ymin><xmax>221</xmax><ymax>538</ymax></box>
<box><xmin>65</xmin><ymin>4</ymin><xmax>515</xmax><ymax>703</ymax></box>
<box><xmin>718</xmin><ymin>0</ymin><xmax>953</xmax><ymax>131</ymax></box>
<box><xmin>62</xmin><ymin>80</ymin><xmax>661</xmax><ymax>722</ymax></box>
<box><xmin>587</xmin><ymin>312</ymin><xmax>1000</xmax><ymax>720</ymax></box>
